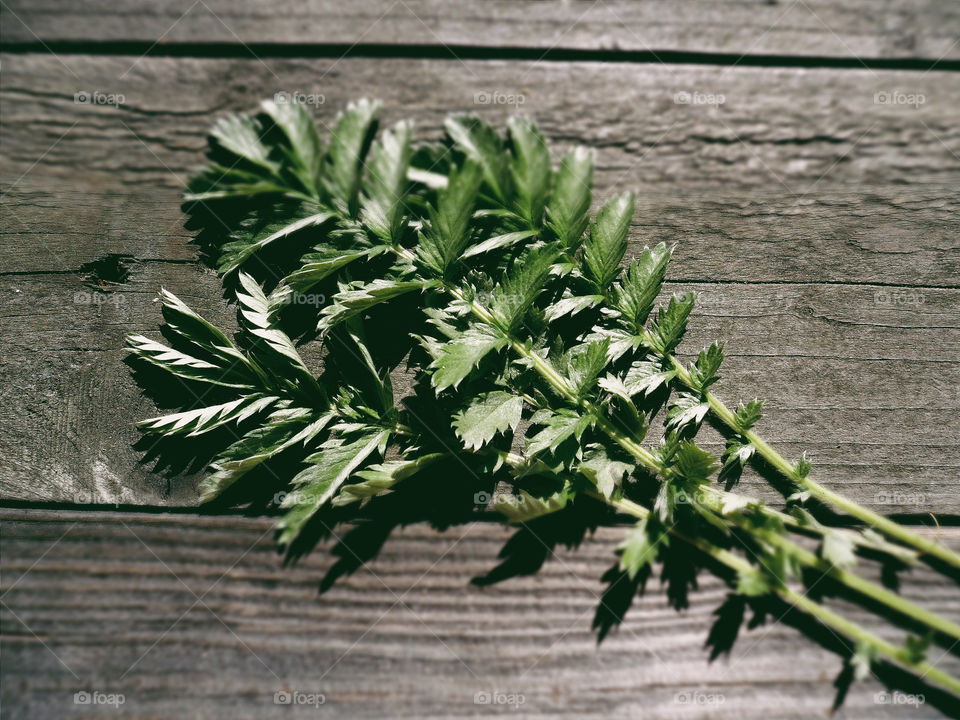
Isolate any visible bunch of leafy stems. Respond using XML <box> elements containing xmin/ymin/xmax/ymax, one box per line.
<box><xmin>133</xmin><ymin>99</ymin><xmax>960</xmax><ymax>695</ymax></box>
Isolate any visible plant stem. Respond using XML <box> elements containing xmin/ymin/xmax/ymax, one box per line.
<box><xmin>598</xmin><ymin>492</ymin><xmax>960</xmax><ymax>697</ymax></box>
<box><xmin>664</xmin><ymin>355</ymin><xmax>960</xmax><ymax>570</ymax></box>
<box><xmin>395</xmin><ymin>246</ymin><xmax>960</xmax><ymax>650</ymax></box>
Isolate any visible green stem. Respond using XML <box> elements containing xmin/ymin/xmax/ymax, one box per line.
<box><xmin>665</xmin><ymin>355</ymin><xmax>960</xmax><ymax>570</ymax></box>
<box><xmin>397</xmin><ymin>246</ymin><xmax>960</xmax><ymax>651</ymax></box>
<box><xmin>599</xmin><ymin>492</ymin><xmax>960</xmax><ymax>697</ymax></box>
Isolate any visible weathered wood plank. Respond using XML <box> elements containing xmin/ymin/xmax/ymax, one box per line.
<box><xmin>0</xmin><ymin>54</ymin><xmax>957</xmax><ymax>510</ymax></box>
<box><xmin>1</xmin><ymin>0</ymin><xmax>959</xmax><ymax>60</ymax></box>
<box><xmin>1</xmin><ymin>509</ymin><xmax>958</xmax><ymax>719</ymax></box>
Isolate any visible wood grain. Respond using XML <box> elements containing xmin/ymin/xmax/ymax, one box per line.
<box><xmin>1</xmin><ymin>0</ymin><xmax>959</xmax><ymax>61</ymax></box>
<box><xmin>0</xmin><ymin>54</ymin><xmax>957</xmax><ymax>510</ymax></box>
<box><xmin>2</xmin><ymin>508</ymin><xmax>958</xmax><ymax>719</ymax></box>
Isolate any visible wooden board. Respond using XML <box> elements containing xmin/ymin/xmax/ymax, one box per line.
<box><xmin>1</xmin><ymin>54</ymin><xmax>957</xmax><ymax>511</ymax></box>
<box><xmin>2</xmin><ymin>508</ymin><xmax>959</xmax><ymax>719</ymax></box>
<box><xmin>2</xmin><ymin>0</ymin><xmax>959</xmax><ymax>61</ymax></box>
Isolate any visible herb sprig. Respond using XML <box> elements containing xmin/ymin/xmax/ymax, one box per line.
<box><xmin>129</xmin><ymin>99</ymin><xmax>960</xmax><ymax>698</ymax></box>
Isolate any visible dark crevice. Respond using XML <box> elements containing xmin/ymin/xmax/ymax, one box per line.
<box><xmin>1</xmin><ymin>41</ymin><xmax>959</xmax><ymax>72</ymax></box>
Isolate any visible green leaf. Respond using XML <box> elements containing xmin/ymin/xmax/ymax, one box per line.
<box><xmin>737</xmin><ymin>567</ymin><xmax>773</xmax><ymax>597</ymax></box>
<box><xmin>583</xmin><ymin>193</ymin><xmax>635</xmax><ymax>290</ymax></box>
<box><xmin>579</xmin><ymin>445</ymin><xmax>633</xmax><ymax>499</ymax></box>
<box><xmin>261</xmin><ymin>98</ymin><xmax>324</xmax><ymax>196</ymax></box>
<box><xmin>647</xmin><ymin>292</ymin><xmax>695</xmax><ymax>355</ymax></box>
<box><xmin>794</xmin><ymin>454</ymin><xmax>813</xmax><ymax>479</ymax></box>
<box><xmin>546</xmin><ymin>147</ymin><xmax>593</xmax><ymax>248</ymax></box>
<box><xmin>734</xmin><ymin>398</ymin><xmax>764</xmax><ymax>431</ymax></box>
<box><xmin>673</xmin><ymin>442</ymin><xmax>718</xmax><ymax>484</ymax></box>
<box><xmin>612</xmin><ymin>242</ymin><xmax>672</xmax><ymax>329</ymax></box>
<box><xmin>278</xmin><ymin>429</ymin><xmax>388</xmax><ymax>545</ymax></box>
<box><xmin>495</xmin><ymin>487</ymin><xmax>572</xmax><ymax>523</ymax></box>
<box><xmin>666</xmin><ymin>393</ymin><xmax>710</xmax><ymax>432</ymax></box>
<box><xmin>507</xmin><ymin>116</ymin><xmax>551</xmax><ymax>227</ymax></box>
<box><xmin>543</xmin><ymin>294</ymin><xmax>603</xmax><ymax>323</ymax></box>
<box><xmin>361</xmin><ymin>120</ymin><xmax>413</xmax><ymax>243</ymax></box>
<box><xmin>431</xmin><ymin>325</ymin><xmax>507</xmax><ymax>390</ymax></box>
<box><xmin>849</xmin><ymin>641</ymin><xmax>877</xmax><ymax>682</ymax></box>
<box><xmin>560</xmin><ymin>339</ymin><xmax>610</xmax><ymax>400</ymax></box>
<box><xmin>617</xmin><ymin>518</ymin><xmax>667</xmax><ymax>580</ymax></box>
<box><xmin>319</xmin><ymin>279</ymin><xmax>427</xmax><ymax>330</ymax></box>
<box><xmin>526</xmin><ymin>410</ymin><xmax>590</xmax><ymax>457</ymax></box>
<box><xmin>453</xmin><ymin>391</ymin><xmax>524</xmax><ymax>451</ymax></box>
<box><xmin>333</xmin><ymin>452</ymin><xmax>445</xmax><ymax>506</ymax></box>
<box><xmin>218</xmin><ymin>208</ymin><xmax>334</xmax><ymax>273</ymax></box>
<box><xmin>138</xmin><ymin>395</ymin><xmax>278</xmax><ymax>437</ymax></box>
<box><xmin>209</xmin><ymin>113</ymin><xmax>278</xmax><ymax>176</ymax></box>
<box><xmin>418</xmin><ymin>161</ymin><xmax>483</xmax><ymax>274</ymax></box>
<box><xmin>444</xmin><ymin>116</ymin><xmax>509</xmax><ymax>204</ymax></box>
<box><xmin>821</xmin><ymin>531</ymin><xmax>857</xmax><ymax>569</ymax></box>
<box><xmin>689</xmin><ymin>342</ymin><xmax>724</xmax><ymax>393</ymax></box>
<box><xmin>199</xmin><ymin>408</ymin><xmax>333</xmax><ymax>502</ymax></box>
<box><xmin>462</xmin><ymin>229</ymin><xmax>538</xmax><ymax>260</ymax></box>
<box><xmin>489</xmin><ymin>243</ymin><xmax>560</xmax><ymax>330</ymax></box>
<box><xmin>322</xmin><ymin>99</ymin><xmax>380</xmax><ymax>217</ymax></box>
<box><xmin>282</xmin><ymin>246</ymin><xmax>375</xmax><ymax>292</ymax></box>
<box><xmin>126</xmin><ymin>334</ymin><xmax>254</xmax><ymax>389</ymax></box>
<box><xmin>623</xmin><ymin>360</ymin><xmax>676</xmax><ymax>397</ymax></box>
<box><xmin>904</xmin><ymin>633</ymin><xmax>932</xmax><ymax>664</ymax></box>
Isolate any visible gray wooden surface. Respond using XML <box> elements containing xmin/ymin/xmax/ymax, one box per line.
<box><xmin>2</xmin><ymin>0</ymin><xmax>959</xmax><ymax>60</ymax></box>
<box><xmin>1</xmin><ymin>3</ymin><xmax>959</xmax><ymax>718</ymax></box>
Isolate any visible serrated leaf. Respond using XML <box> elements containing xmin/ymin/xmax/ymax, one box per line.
<box><xmin>453</xmin><ymin>391</ymin><xmax>524</xmax><ymax>450</ymax></box>
<box><xmin>560</xmin><ymin>339</ymin><xmax>610</xmax><ymax>400</ymax></box>
<box><xmin>322</xmin><ymin>99</ymin><xmax>380</xmax><ymax>217</ymax></box>
<box><xmin>461</xmin><ymin>229</ymin><xmax>538</xmax><ymax>260</ymax></box>
<box><xmin>666</xmin><ymin>393</ymin><xmax>710</xmax><ymax>432</ymax></box>
<box><xmin>544</xmin><ymin>294</ymin><xmax>603</xmax><ymax>322</ymax></box>
<box><xmin>495</xmin><ymin>487</ymin><xmax>572</xmax><ymax>523</ymax></box>
<box><xmin>333</xmin><ymin>452</ymin><xmax>445</xmax><ymax>506</ymax></box>
<box><xmin>689</xmin><ymin>342</ymin><xmax>724</xmax><ymax>393</ymax></box>
<box><xmin>260</xmin><ymin>99</ymin><xmax>324</xmax><ymax>196</ymax></box>
<box><xmin>489</xmin><ymin>243</ymin><xmax>561</xmax><ymax>330</ymax></box>
<box><xmin>218</xmin><ymin>209</ymin><xmax>333</xmax><ymax>273</ymax></box>
<box><xmin>821</xmin><ymin>531</ymin><xmax>857</xmax><ymax>569</ymax></box>
<box><xmin>431</xmin><ymin>325</ymin><xmax>506</xmax><ymax>390</ymax></box>
<box><xmin>361</xmin><ymin>120</ymin><xmax>413</xmax><ymax>243</ymax></box>
<box><xmin>507</xmin><ymin>116</ymin><xmax>550</xmax><ymax>227</ymax></box>
<box><xmin>526</xmin><ymin>410</ymin><xmax>590</xmax><ymax>457</ymax></box>
<box><xmin>546</xmin><ymin>147</ymin><xmax>593</xmax><ymax>248</ymax></box>
<box><xmin>648</xmin><ymin>292</ymin><xmax>696</xmax><ymax>355</ymax></box>
<box><xmin>210</xmin><ymin>113</ymin><xmax>278</xmax><ymax>176</ymax></box>
<box><xmin>623</xmin><ymin>360</ymin><xmax>676</xmax><ymax>397</ymax></box>
<box><xmin>612</xmin><ymin>242</ymin><xmax>672</xmax><ymax>329</ymax></box>
<box><xmin>138</xmin><ymin>395</ymin><xmax>278</xmax><ymax>437</ymax></box>
<box><xmin>126</xmin><ymin>334</ymin><xmax>254</xmax><ymax>389</ymax></box>
<box><xmin>445</xmin><ymin>116</ymin><xmax>509</xmax><ymax>205</ymax></box>
<box><xmin>579</xmin><ymin>446</ymin><xmax>633</xmax><ymax>498</ymax></box>
<box><xmin>617</xmin><ymin>518</ymin><xmax>667</xmax><ymax>580</ymax></box>
<box><xmin>319</xmin><ymin>279</ymin><xmax>427</xmax><ymax>330</ymax></box>
<box><xmin>199</xmin><ymin>408</ymin><xmax>333</xmax><ymax>502</ymax></box>
<box><xmin>734</xmin><ymin>399</ymin><xmax>764</xmax><ymax>431</ymax></box>
<box><xmin>794</xmin><ymin>454</ymin><xmax>812</xmax><ymax>479</ymax></box>
<box><xmin>278</xmin><ymin>429</ymin><xmax>388</xmax><ymax>545</ymax></box>
<box><xmin>583</xmin><ymin>193</ymin><xmax>634</xmax><ymax>291</ymax></box>
<box><xmin>418</xmin><ymin>161</ymin><xmax>483</xmax><ymax>275</ymax></box>
<box><xmin>673</xmin><ymin>441</ymin><xmax>718</xmax><ymax>483</ymax></box>
<box><xmin>282</xmin><ymin>246</ymin><xmax>374</xmax><ymax>292</ymax></box>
